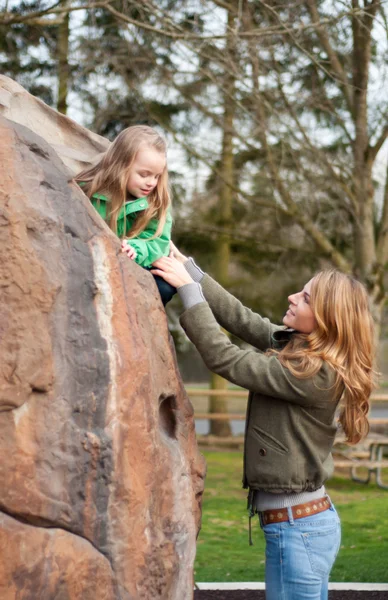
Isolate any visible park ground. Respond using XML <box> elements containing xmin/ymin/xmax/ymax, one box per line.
<box><xmin>194</xmin><ymin>451</ymin><xmax>388</xmax><ymax>591</ymax></box>
<box><xmin>194</xmin><ymin>591</ymin><xmax>388</xmax><ymax>599</ymax></box>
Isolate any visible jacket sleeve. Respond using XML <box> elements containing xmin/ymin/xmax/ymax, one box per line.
<box><xmin>180</xmin><ymin>302</ymin><xmax>335</xmax><ymax>407</ymax></box>
<box><xmin>126</xmin><ymin>210</ymin><xmax>172</xmax><ymax>268</ymax></box>
<box><xmin>197</xmin><ymin>274</ymin><xmax>283</xmax><ymax>351</ymax></box>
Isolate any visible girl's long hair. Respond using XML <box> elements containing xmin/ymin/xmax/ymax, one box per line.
<box><xmin>274</xmin><ymin>270</ymin><xmax>376</xmax><ymax>444</ymax></box>
<box><xmin>75</xmin><ymin>125</ymin><xmax>170</xmax><ymax>239</ymax></box>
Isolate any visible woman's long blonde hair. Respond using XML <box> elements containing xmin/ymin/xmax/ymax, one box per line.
<box><xmin>75</xmin><ymin>125</ymin><xmax>170</xmax><ymax>239</ymax></box>
<box><xmin>275</xmin><ymin>270</ymin><xmax>376</xmax><ymax>444</ymax></box>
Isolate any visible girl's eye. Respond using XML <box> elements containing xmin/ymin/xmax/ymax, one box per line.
<box><xmin>138</xmin><ymin>172</ymin><xmax>160</xmax><ymax>180</ymax></box>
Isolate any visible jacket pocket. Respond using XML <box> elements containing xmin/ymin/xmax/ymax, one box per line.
<box><xmin>250</xmin><ymin>425</ymin><xmax>289</xmax><ymax>455</ymax></box>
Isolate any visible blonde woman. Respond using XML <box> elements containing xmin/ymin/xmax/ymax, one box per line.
<box><xmin>76</xmin><ymin>125</ymin><xmax>175</xmax><ymax>305</ymax></box>
<box><xmin>152</xmin><ymin>248</ymin><xmax>376</xmax><ymax>600</ymax></box>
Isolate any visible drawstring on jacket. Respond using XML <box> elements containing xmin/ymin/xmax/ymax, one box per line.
<box><xmin>247</xmin><ymin>489</ymin><xmax>256</xmax><ymax>546</ymax></box>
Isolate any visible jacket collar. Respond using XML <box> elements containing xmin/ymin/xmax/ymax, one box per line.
<box><xmin>91</xmin><ymin>192</ymin><xmax>149</xmax><ymax>218</ymax></box>
<box><xmin>78</xmin><ymin>182</ymin><xmax>150</xmax><ymax>218</ymax></box>
<box><xmin>271</xmin><ymin>328</ymin><xmax>295</xmax><ymax>349</ymax></box>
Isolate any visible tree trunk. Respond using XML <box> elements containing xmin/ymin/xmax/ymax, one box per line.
<box><xmin>371</xmin><ymin>159</ymin><xmax>388</xmax><ymax>339</ymax></box>
<box><xmin>57</xmin><ymin>1</ymin><xmax>70</xmax><ymax>115</ymax></box>
<box><xmin>351</xmin><ymin>0</ymin><xmax>380</xmax><ymax>282</ymax></box>
<box><xmin>209</xmin><ymin>8</ymin><xmax>236</xmax><ymax>437</ymax></box>
<box><xmin>350</xmin><ymin>0</ymin><xmax>386</xmax><ymax>335</ymax></box>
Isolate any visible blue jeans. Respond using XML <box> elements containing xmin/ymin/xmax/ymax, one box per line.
<box><xmin>260</xmin><ymin>502</ymin><xmax>341</xmax><ymax>600</ymax></box>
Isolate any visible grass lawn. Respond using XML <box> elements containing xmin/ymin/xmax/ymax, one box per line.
<box><xmin>194</xmin><ymin>451</ymin><xmax>388</xmax><ymax>583</ymax></box>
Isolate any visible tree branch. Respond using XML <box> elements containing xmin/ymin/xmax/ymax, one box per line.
<box><xmin>243</xmin><ymin>3</ymin><xmax>352</xmax><ymax>273</ymax></box>
<box><xmin>368</xmin><ymin>123</ymin><xmax>388</xmax><ymax>165</ymax></box>
<box><xmin>376</xmin><ymin>159</ymin><xmax>388</xmax><ymax>267</ymax></box>
<box><xmin>147</xmin><ymin>106</ymin><xmax>280</xmax><ymax>212</ymax></box>
<box><xmin>306</xmin><ymin>0</ymin><xmax>354</xmax><ymax>114</ymax></box>
<box><xmin>0</xmin><ymin>1</ymin><xmax>101</xmax><ymax>24</ymax></box>
<box><xmin>176</xmin><ymin>223</ymin><xmax>320</xmax><ymax>255</ymax></box>
<box><xmin>2</xmin><ymin>0</ymin><xmax>366</xmax><ymax>41</ymax></box>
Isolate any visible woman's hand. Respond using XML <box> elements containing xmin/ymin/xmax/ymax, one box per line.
<box><xmin>169</xmin><ymin>241</ymin><xmax>188</xmax><ymax>264</ymax></box>
<box><xmin>151</xmin><ymin>256</ymin><xmax>194</xmax><ymax>288</ymax></box>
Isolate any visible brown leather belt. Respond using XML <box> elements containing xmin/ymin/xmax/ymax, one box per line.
<box><xmin>260</xmin><ymin>496</ymin><xmax>331</xmax><ymax>525</ymax></box>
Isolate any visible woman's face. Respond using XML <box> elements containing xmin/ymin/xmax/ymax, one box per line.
<box><xmin>283</xmin><ymin>279</ymin><xmax>317</xmax><ymax>333</ymax></box>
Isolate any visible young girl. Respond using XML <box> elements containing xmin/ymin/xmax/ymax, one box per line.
<box><xmin>75</xmin><ymin>125</ymin><xmax>176</xmax><ymax>305</ymax></box>
<box><xmin>152</xmin><ymin>248</ymin><xmax>376</xmax><ymax>600</ymax></box>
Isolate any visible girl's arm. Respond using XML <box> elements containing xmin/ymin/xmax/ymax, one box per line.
<box><xmin>125</xmin><ymin>211</ymin><xmax>173</xmax><ymax>268</ymax></box>
<box><xmin>179</xmin><ymin>301</ymin><xmax>335</xmax><ymax>406</ymax></box>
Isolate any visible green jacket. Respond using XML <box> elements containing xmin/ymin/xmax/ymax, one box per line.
<box><xmin>85</xmin><ymin>187</ymin><xmax>172</xmax><ymax>268</ymax></box>
<box><xmin>180</xmin><ymin>274</ymin><xmax>341</xmax><ymax>494</ymax></box>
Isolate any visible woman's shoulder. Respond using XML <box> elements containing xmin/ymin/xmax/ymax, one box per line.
<box><xmin>312</xmin><ymin>360</ymin><xmax>340</xmax><ymax>401</ymax></box>
<box><xmin>273</xmin><ymin>353</ymin><xmax>339</xmax><ymax>403</ymax></box>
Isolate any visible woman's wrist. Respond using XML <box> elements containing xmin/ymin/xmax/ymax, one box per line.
<box><xmin>178</xmin><ymin>282</ymin><xmax>205</xmax><ymax>309</ymax></box>
<box><xmin>175</xmin><ymin>272</ymin><xmax>195</xmax><ymax>288</ymax></box>
<box><xmin>184</xmin><ymin>257</ymin><xmax>205</xmax><ymax>283</ymax></box>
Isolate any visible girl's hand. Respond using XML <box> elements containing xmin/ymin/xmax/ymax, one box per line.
<box><xmin>121</xmin><ymin>240</ymin><xmax>137</xmax><ymax>261</ymax></box>
<box><xmin>169</xmin><ymin>241</ymin><xmax>188</xmax><ymax>264</ymax></box>
<box><xmin>151</xmin><ymin>256</ymin><xmax>194</xmax><ymax>288</ymax></box>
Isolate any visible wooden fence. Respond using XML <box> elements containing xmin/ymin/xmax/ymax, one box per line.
<box><xmin>187</xmin><ymin>387</ymin><xmax>388</xmax><ymax>426</ymax></box>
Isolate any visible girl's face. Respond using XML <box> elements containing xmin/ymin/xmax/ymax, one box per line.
<box><xmin>283</xmin><ymin>279</ymin><xmax>317</xmax><ymax>333</ymax></box>
<box><xmin>126</xmin><ymin>146</ymin><xmax>166</xmax><ymax>199</ymax></box>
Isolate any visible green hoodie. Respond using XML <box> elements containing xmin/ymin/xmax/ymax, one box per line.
<box><xmin>82</xmin><ymin>186</ymin><xmax>172</xmax><ymax>268</ymax></box>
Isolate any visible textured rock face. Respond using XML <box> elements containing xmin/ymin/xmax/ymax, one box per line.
<box><xmin>0</xmin><ymin>110</ymin><xmax>205</xmax><ymax>598</ymax></box>
<box><xmin>0</xmin><ymin>75</ymin><xmax>109</xmax><ymax>174</ymax></box>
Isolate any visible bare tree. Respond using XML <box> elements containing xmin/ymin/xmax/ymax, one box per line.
<box><xmin>5</xmin><ymin>0</ymin><xmax>388</xmax><ymax>349</ymax></box>
<box><xmin>129</xmin><ymin>0</ymin><xmax>388</xmax><ymax>328</ymax></box>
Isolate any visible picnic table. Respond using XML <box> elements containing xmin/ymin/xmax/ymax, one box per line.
<box><xmin>333</xmin><ymin>433</ymin><xmax>388</xmax><ymax>489</ymax></box>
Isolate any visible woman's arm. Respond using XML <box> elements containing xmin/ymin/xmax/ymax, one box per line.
<box><xmin>179</xmin><ymin>301</ymin><xmax>335</xmax><ymax>406</ymax></box>
<box><xmin>195</xmin><ymin>272</ymin><xmax>282</xmax><ymax>351</ymax></box>
<box><xmin>156</xmin><ymin>249</ymin><xmax>283</xmax><ymax>351</ymax></box>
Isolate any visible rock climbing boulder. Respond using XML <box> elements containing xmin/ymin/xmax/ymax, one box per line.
<box><xmin>0</xmin><ymin>95</ymin><xmax>205</xmax><ymax>600</ymax></box>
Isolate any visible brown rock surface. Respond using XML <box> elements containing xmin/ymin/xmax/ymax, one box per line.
<box><xmin>0</xmin><ymin>102</ymin><xmax>205</xmax><ymax>599</ymax></box>
<box><xmin>0</xmin><ymin>75</ymin><xmax>109</xmax><ymax>173</ymax></box>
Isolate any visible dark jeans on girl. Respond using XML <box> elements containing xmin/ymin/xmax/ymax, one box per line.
<box><xmin>144</xmin><ymin>267</ymin><xmax>177</xmax><ymax>306</ymax></box>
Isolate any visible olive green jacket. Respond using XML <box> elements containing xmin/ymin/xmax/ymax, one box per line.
<box><xmin>180</xmin><ymin>275</ymin><xmax>340</xmax><ymax>493</ymax></box>
<box><xmin>81</xmin><ymin>184</ymin><xmax>172</xmax><ymax>268</ymax></box>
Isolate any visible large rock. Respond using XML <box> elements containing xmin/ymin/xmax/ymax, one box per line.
<box><xmin>0</xmin><ymin>75</ymin><xmax>109</xmax><ymax>173</ymax></box>
<box><xmin>0</xmin><ymin>94</ymin><xmax>205</xmax><ymax>598</ymax></box>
